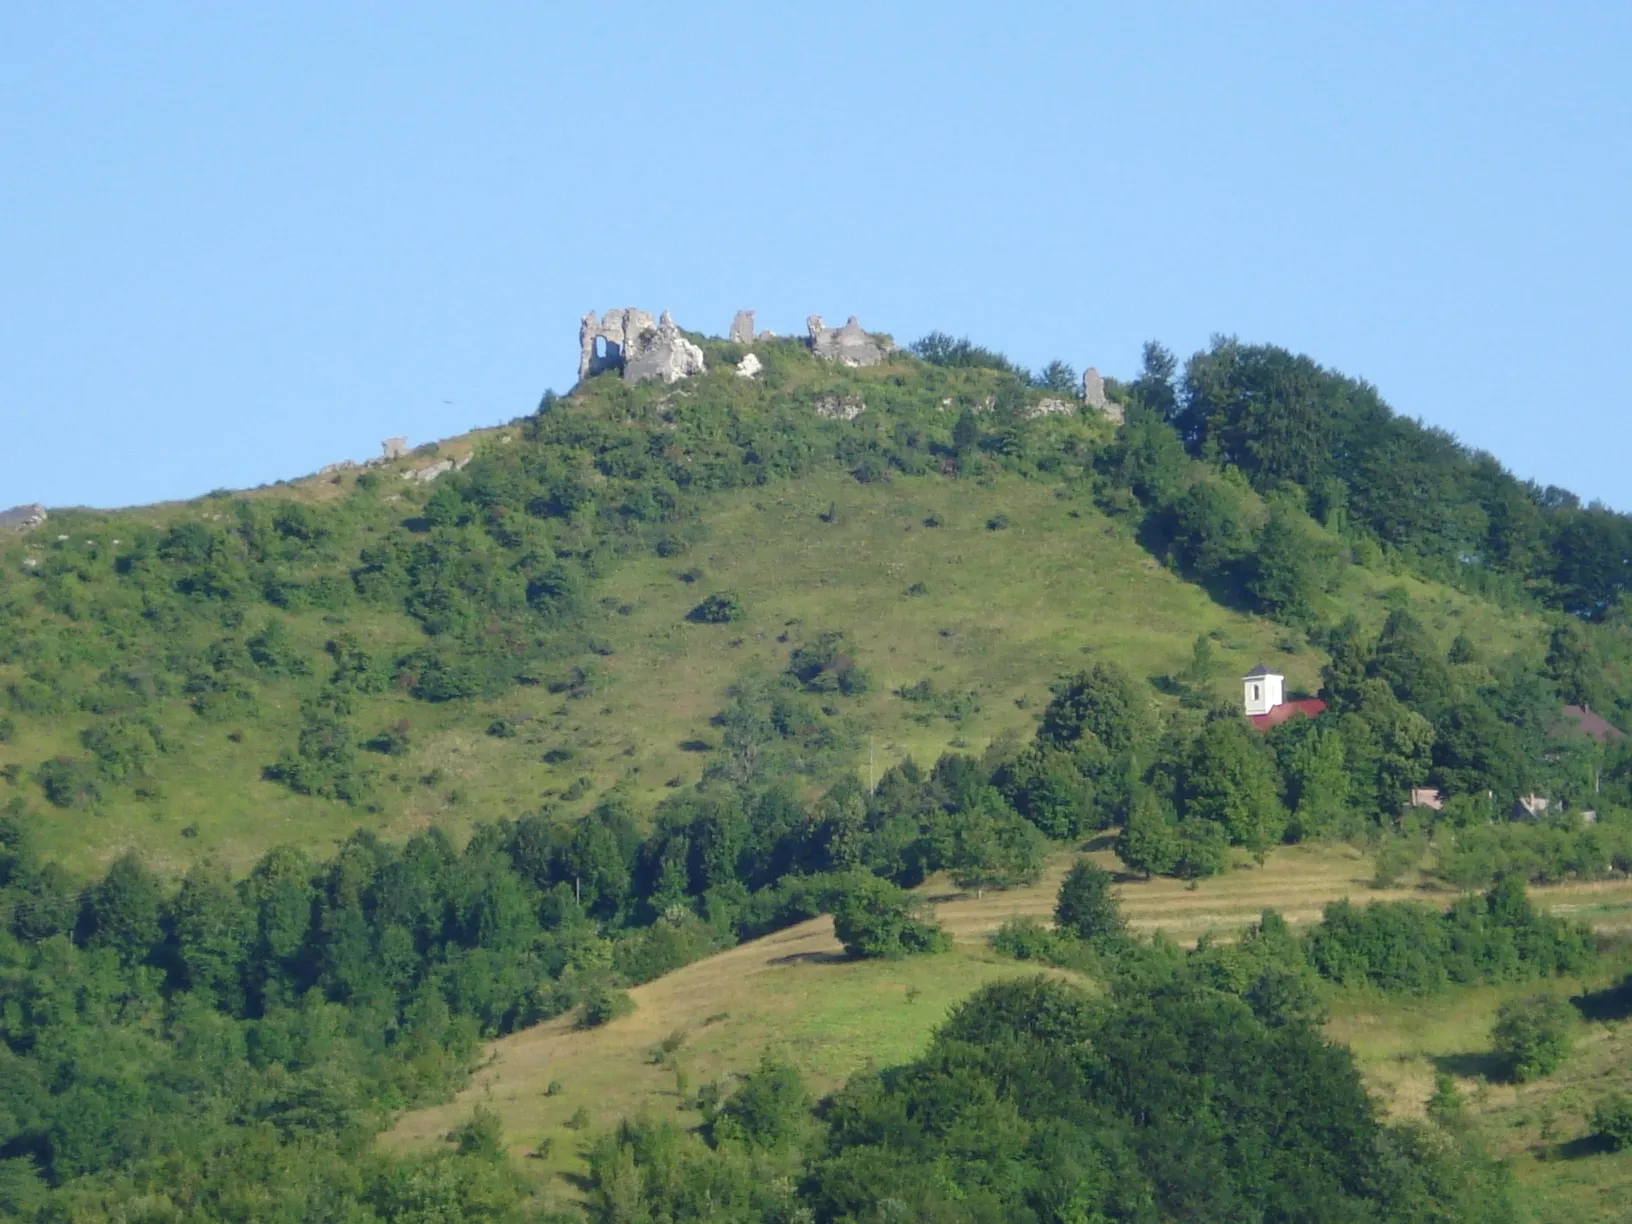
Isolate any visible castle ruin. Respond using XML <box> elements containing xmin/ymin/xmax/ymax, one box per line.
<box><xmin>806</xmin><ymin>315</ymin><xmax>884</xmax><ymax>367</ymax></box>
<box><xmin>579</xmin><ymin>309</ymin><xmax>706</xmax><ymax>385</ymax></box>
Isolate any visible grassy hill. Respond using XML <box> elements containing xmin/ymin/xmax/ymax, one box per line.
<box><xmin>0</xmin><ymin>366</ymin><xmax>1540</xmax><ymax>877</ymax></box>
<box><xmin>3</xmin><ymin>324</ymin><xmax>1631</xmax><ymax>1221</ymax></box>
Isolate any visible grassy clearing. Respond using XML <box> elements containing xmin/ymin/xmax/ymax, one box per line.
<box><xmin>385</xmin><ymin>840</ymin><xmax>1632</xmax><ymax>1201</ymax></box>
<box><xmin>380</xmin><ymin>927</ymin><xmax>1074</xmax><ymax>1183</ymax></box>
<box><xmin>1329</xmin><ymin>963</ymin><xmax>1632</xmax><ymax>1224</ymax></box>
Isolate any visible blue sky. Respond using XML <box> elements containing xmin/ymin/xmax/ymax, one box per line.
<box><xmin>3</xmin><ymin>3</ymin><xmax>1628</xmax><ymax>510</ymax></box>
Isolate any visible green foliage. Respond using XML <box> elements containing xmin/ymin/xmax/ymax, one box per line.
<box><xmin>786</xmin><ymin>630</ymin><xmax>870</xmax><ymax>695</ymax></box>
<box><xmin>579</xmin><ymin>983</ymin><xmax>636</xmax><ymax>1029</ymax></box>
<box><xmin>1304</xmin><ymin>877</ymin><xmax>1594</xmax><ymax>996</ymax></box>
<box><xmin>829</xmin><ymin>873</ymin><xmax>949</xmax><ymax>959</ymax></box>
<box><xmin>687</xmin><ymin>591</ymin><xmax>745</xmax><ymax>624</ymax></box>
<box><xmin>1038</xmin><ymin>661</ymin><xmax>1152</xmax><ymax>755</ymax></box>
<box><xmin>1116</xmin><ymin>789</ymin><xmax>1181</xmax><ymax>878</ymax></box>
<box><xmin>1053</xmin><ymin>859</ymin><xmax>1125</xmax><ymax>946</ymax></box>
<box><xmin>1180</xmin><ymin>716</ymin><xmax>1286</xmax><ymax>852</ymax></box>
<box><xmin>937</xmin><ymin>786</ymin><xmax>1047</xmax><ymax>894</ymax></box>
<box><xmin>1491</xmin><ymin>992</ymin><xmax>1575</xmax><ymax>1082</ymax></box>
<box><xmin>706</xmin><ymin>1056</ymin><xmax>809</xmax><ymax>1150</ymax></box>
<box><xmin>1590</xmin><ymin>1093</ymin><xmax>1632</xmax><ymax>1151</ymax></box>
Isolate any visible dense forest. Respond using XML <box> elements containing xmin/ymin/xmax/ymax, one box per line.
<box><xmin>2</xmin><ymin>326</ymin><xmax>1632</xmax><ymax>1217</ymax></box>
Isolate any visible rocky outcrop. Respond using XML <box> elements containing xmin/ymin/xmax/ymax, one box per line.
<box><xmin>404</xmin><ymin>460</ymin><xmax>453</xmax><ymax>483</ymax></box>
<box><xmin>807</xmin><ymin>315</ymin><xmax>884</xmax><ymax>367</ymax></box>
<box><xmin>0</xmin><ymin>504</ymin><xmax>47</xmax><ymax>532</ymax></box>
<box><xmin>622</xmin><ymin>311</ymin><xmax>707</xmax><ymax>385</ymax></box>
<box><xmin>1028</xmin><ymin>397</ymin><xmax>1075</xmax><ymax>419</ymax></box>
<box><xmin>729</xmin><ymin>310</ymin><xmax>757</xmax><ymax>344</ymax></box>
<box><xmin>736</xmin><ymin>352</ymin><xmax>763</xmax><ymax>379</ymax></box>
<box><xmin>381</xmin><ymin>437</ymin><xmax>409</xmax><ymax>461</ymax></box>
<box><xmin>814</xmin><ymin>393</ymin><xmax>866</xmax><ymax>421</ymax></box>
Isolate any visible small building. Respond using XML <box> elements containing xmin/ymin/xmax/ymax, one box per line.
<box><xmin>1242</xmin><ymin>665</ymin><xmax>1327</xmax><ymax>730</ymax></box>
<box><xmin>1556</xmin><ymin>705</ymin><xmax>1626</xmax><ymax>745</ymax></box>
<box><xmin>1407</xmin><ymin>787</ymin><xmax>1444</xmax><ymax>811</ymax></box>
<box><xmin>1512</xmin><ymin>793</ymin><xmax>1550</xmax><ymax>821</ymax></box>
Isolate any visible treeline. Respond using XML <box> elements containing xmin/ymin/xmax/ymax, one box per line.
<box><xmin>1000</xmin><ymin>862</ymin><xmax>1592</xmax><ymax>998</ymax></box>
<box><xmin>1130</xmin><ymin>337</ymin><xmax>1631</xmax><ymax>621</ymax></box>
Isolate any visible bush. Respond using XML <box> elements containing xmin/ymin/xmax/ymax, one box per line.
<box><xmin>688</xmin><ymin>592</ymin><xmax>745</xmax><ymax>624</ymax></box>
<box><xmin>578</xmin><ymin>983</ymin><xmax>636</xmax><ymax>1029</ymax></box>
<box><xmin>1492</xmin><ymin>993</ymin><xmax>1575</xmax><ymax>1082</ymax></box>
<box><xmin>1591</xmin><ymin>1093</ymin><xmax>1632</xmax><ymax>1150</ymax></box>
<box><xmin>830</xmin><ymin>874</ymin><xmax>948</xmax><ymax>959</ymax></box>
<box><xmin>788</xmin><ymin>631</ymin><xmax>870</xmax><ymax>696</ymax></box>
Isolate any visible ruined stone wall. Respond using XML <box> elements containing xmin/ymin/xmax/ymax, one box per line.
<box><xmin>579</xmin><ymin>308</ymin><xmax>704</xmax><ymax>385</ymax></box>
<box><xmin>807</xmin><ymin>315</ymin><xmax>884</xmax><ymax>366</ymax></box>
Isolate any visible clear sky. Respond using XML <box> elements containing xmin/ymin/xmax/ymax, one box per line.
<box><xmin>3</xmin><ymin>3</ymin><xmax>1628</xmax><ymax>511</ymax></box>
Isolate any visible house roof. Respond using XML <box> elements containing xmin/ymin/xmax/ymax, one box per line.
<box><xmin>1247</xmin><ymin>697</ymin><xmax>1326</xmax><ymax>731</ymax></box>
<box><xmin>1242</xmin><ymin>664</ymin><xmax>1280</xmax><ymax>679</ymax></box>
<box><xmin>1557</xmin><ymin>705</ymin><xmax>1626</xmax><ymax>744</ymax></box>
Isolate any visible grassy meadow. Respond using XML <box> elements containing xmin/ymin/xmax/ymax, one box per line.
<box><xmin>386</xmin><ymin>839</ymin><xmax>1632</xmax><ymax>1219</ymax></box>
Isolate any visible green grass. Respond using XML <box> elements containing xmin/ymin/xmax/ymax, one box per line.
<box><xmin>4</xmin><ymin>452</ymin><xmax>1539</xmax><ymax>879</ymax></box>
<box><xmin>1326</xmin><ymin>957</ymin><xmax>1632</xmax><ymax>1224</ymax></box>
<box><xmin>382</xmin><ymin>932</ymin><xmax>1076</xmax><ymax>1184</ymax></box>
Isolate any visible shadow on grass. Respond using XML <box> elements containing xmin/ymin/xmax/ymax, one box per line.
<box><xmin>1573</xmin><ymin>975</ymin><xmax>1632</xmax><ymax>1023</ymax></box>
<box><xmin>1430</xmin><ymin>1050</ymin><xmax>1508</xmax><ymax>1082</ymax></box>
<box><xmin>1082</xmin><ymin>833</ymin><xmax>1118</xmax><ymax>854</ymax></box>
<box><xmin>766</xmin><ymin>950</ymin><xmax>850</xmax><ymax>967</ymax></box>
<box><xmin>1554</xmin><ymin>1133</ymin><xmax>1615</xmax><ymax>1161</ymax></box>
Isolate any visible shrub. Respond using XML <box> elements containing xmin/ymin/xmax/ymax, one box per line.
<box><xmin>578</xmin><ymin>983</ymin><xmax>636</xmax><ymax>1029</ymax></box>
<box><xmin>688</xmin><ymin>592</ymin><xmax>745</xmax><ymax>624</ymax></box>
<box><xmin>1591</xmin><ymin>1093</ymin><xmax>1632</xmax><ymax>1150</ymax></box>
<box><xmin>788</xmin><ymin>632</ymin><xmax>870</xmax><ymax>695</ymax></box>
<box><xmin>1492</xmin><ymin>993</ymin><xmax>1575</xmax><ymax>1082</ymax></box>
<box><xmin>830</xmin><ymin>874</ymin><xmax>948</xmax><ymax>959</ymax></box>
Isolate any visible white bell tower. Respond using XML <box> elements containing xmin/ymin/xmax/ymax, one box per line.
<box><xmin>1242</xmin><ymin>665</ymin><xmax>1285</xmax><ymax>717</ymax></box>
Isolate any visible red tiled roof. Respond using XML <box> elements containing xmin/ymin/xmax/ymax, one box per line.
<box><xmin>1558</xmin><ymin>705</ymin><xmax>1625</xmax><ymax>744</ymax></box>
<box><xmin>1247</xmin><ymin>697</ymin><xmax>1327</xmax><ymax>731</ymax></box>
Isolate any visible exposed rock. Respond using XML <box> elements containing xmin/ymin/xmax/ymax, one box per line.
<box><xmin>22</xmin><ymin>557</ymin><xmax>38</xmax><ymax>568</ymax></box>
<box><xmin>319</xmin><ymin>460</ymin><xmax>357</xmax><ymax>476</ymax></box>
<box><xmin>381</xmin><ymin>437</ymin><xmax>409</xmax><ymax>460</ymax></box>
<box><xmin>807</xmin><ymin>315</ymin><xmax>884</xmax><ymax>367</ymax></box>
<box><xmin>813</xmin><ymin>393</ymin><xmax>866</xmax><ymax>421</ymax></box>
<box><xmin>1082</xmin><ymin>367</ymin><xmax>1123</xmax><ymax>424</ymax></box>
<box><xmin>736</xmin><ymin>352</ymin><xmax>763</xmax><ymax>379</ymax></box>
<box><xmin>729</xmin><ymin>310</ymin><xmax>757</xmax><ymax>344</ymax></box>
<box><xmin>1028</xmin><ymin>397</ymin><xmax>1075</xmax><ymax>419</ymax></box>
<box><xmin>0</xmin><ymin>504</ymin><xmax>47</xmax><ymax>532</ymax></box>
<box><xmin>404</xmin><ymin>460</ymin><xmax>454</xmax><ymax>483</ymax></box>
<box><xmin>622</xmin><ymin>311</ymin><xmax>707</xmax><ymax>385</ymax></box>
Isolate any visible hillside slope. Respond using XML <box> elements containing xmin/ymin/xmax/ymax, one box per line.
<box><xmin>0</xmin><ymin>346</ymin><xmax>1541</xmax><ymax>874</ymax></box>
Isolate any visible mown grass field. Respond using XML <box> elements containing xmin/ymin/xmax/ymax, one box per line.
<box><xmin>385</xmin><ymin>840</ymin><xmax>1632</xmax><ymax>1218</ymax></box>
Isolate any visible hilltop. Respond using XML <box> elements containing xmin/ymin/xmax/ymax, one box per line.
<box><xmin>0</xmin><ymin>314</ymin><xmax>1597</xmax><ymax>873</ymax></box>
<box><xmin>3</xmin><ymin>313</ymin><xmax>1632</xmax><ymax>1220</ymax></box>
